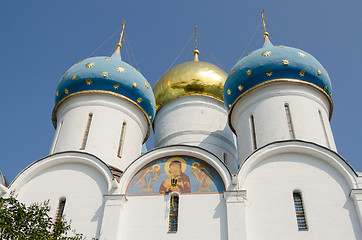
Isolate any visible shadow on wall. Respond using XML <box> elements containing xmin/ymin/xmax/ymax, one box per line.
<box><xmin>213</xmin><ymin>194</ymin><xmax>228</xmax><ymax>239</ymax></box>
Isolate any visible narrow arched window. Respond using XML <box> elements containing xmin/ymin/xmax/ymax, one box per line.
<box><xmin>118</xmin><ymin>122</ymin><xmax>127</xmax><ymax>158</ymax></box>
<box><xmin>284</xmin><ymin>104</ymin><xmax>295</xmax><ymax>140</ymax></box>
<box><xmin>169</xmin><ymin>194</ymin><xmax>179</xmax><ymax>232</ymax></box>
<box><xmin>293</xmin><ymin>191</ymin><xmax>308</xmax><ymax>231</ymax></box>
<box><xmin>318</xmin><ymin>110</ymin><xmax>330</xmax><ymax>148</ymax></box>
<box><xmin>55</xmin><ymin>198</ymin><xmax>66</xmax><ymax>223</ymax></box>
<box><xmin>250</xmin><ymin>115</ymin><xmax>257</xmax><ymax>150</ymax></box>
<box><xmin>80</xmin><ymin>113</ymin><xmax>93</xmax><ymax>150</ymax></box>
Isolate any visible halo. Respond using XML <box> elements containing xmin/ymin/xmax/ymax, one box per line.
<box><xmin>153</xmin><ymin>164</ymin><xmax>160</xmax><ymax>171</ymax></box>
<box><xmin>192</xmin><ymin>162</ymin><xmax>200</xmax><ymax>168</ymax></box>
<box><xmin>164</xmin><ymin>157</ymin><xmax>187</xmax><ymax>173</ymax></box>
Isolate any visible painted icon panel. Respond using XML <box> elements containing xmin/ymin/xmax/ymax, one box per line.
<box><xmin>127</xmin><ymin>156</ymin><xmax>224</xmax><ymax>195</ymax></box>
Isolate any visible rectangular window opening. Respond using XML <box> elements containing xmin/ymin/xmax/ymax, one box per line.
<box><xmin>118</xmin><ymin>122</ymin><xmax>127</xmax><ymax>158</ymax></box>
<box><xmin>80</xmin><ymin>113</ymin><xmax>93</xmax><ymax>150</ymax></box>
<box><xmin>284</xmin><ymin>104</ymin><xmax>295</xmax><ymax>140</ymax></box>
<box><xmin>250</xmin><ymin>115</ymin><xmax>257</xmax><ymax>150</ymax></box>
<box><xmin>293</xmin><ymin>191</ymin><xmax>308</xmax><ymax>231</ymax></box>
<box><xmin>169</xmin><ymin>195</ymin><xmax>179</xmax><ymax>233</ymax></box>
<box><xmin>55</xmin><ymin>198</ymin><xmax>66</xmax><ymax>223</ymax></box>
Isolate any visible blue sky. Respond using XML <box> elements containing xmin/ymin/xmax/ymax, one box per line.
<box><xmin>1</xmin><ymin>0</ymin><xmax>361</xmax><ymax>182</ymax></box>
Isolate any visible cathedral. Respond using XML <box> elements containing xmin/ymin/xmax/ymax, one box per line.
<box><xmin>1</xmin><ymin>15</ymin><xmax>362</xmax><ymax>240</ymax></box>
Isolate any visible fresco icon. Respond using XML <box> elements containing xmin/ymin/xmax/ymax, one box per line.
<box><xmin>127</xmin><ymin>156</ymin><xmax>224</xmax><ymax>196</ymax></box>
<box><xmin>159</xmin><ymin>157</ymin><xmax>190</xmax><ymax>194</ymax></box>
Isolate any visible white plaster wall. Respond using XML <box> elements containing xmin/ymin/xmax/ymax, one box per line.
<box><xmin>52</xmin><ymin>94</ymin><xmax>149</xmax><ymax>171</ymax></box>
<box><xmin>121</xmin><ymin>194</ymin><xmax>227</xmax><ymax>240</ymax></box>
<box><xmin>243</xmin><ymin>153</ymin><xmax>361</xmax><ymax>240</ymax></box>
<box><xmin>154</xmin><ymin>95</ymin><xmax>238</xmax><ymax>173</ymax></box>
<box><xmin>14</xmin><ymin>162</ymin><xmax>109</xmax><ymax>239</ymax></box>
<box><xmin>231</xmin><ymin>82</ymin><xmax>336</xmax><ymax>161</ymax></box>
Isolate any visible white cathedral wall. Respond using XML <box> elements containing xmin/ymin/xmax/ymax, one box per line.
<box><xmin>242</xmin><ymin>152</ymin><xmax>362</xmax><ymax>240</ymax></box>
<box><xmin>51</xmin><ymin>94</ymin><xmax>148</xmax><ymax>171</ymax></box>
<box><xmin>121</xmin><ymin>194</ymin><xmax>228</xmax><ymax>240</ymax></box>
<box><xmin>231</xmin><ymin>82</ymin><xmax>336</xmax><ymax>161</ymax></box>
<box><xmin>154</xmin><ymin>95</ymin><xmax>238</xmax><ymax>173</ymax></box>
<box><xmin>14</xmin><ymin>162</ymin><xmax>108</xmax><ymax>239</ymax></box>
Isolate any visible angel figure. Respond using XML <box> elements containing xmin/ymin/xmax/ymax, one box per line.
<box><xmin>191</xmin><ymin>162</ymin><xmax>215</xmax><ymax>192</ymax></box>
<box><xmin>135</xmin><ymin>164</ymin><xmax>161</xmax><ymax>194</ymax></box>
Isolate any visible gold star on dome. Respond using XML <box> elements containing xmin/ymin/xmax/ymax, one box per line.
<box><xmin>113</xmin><ymin>83</ymin><xmax>119</xmax><ymax>89</ymax></box>
<box><xmin>247</xmin><ymin>69</ymin><xmax>252</xmax><ymax>76</ymax></box>
<box><xmin>246</xmin><ymin>51</ymin><xmax>253</xmax><ymax>56</ymax></box>
<box><xmin>77</xmin><ymin>60</ymin><xmax>83</xmax><ymax>64</ymax></box>
<box><xmin>132</xmin><ymin>83</ymin><xmax>137</xmax><ymax>89</ymax></box>
<box><xmin>102</xmin><ymin>72</ymin><xmax>108</xmax><ymax>78</ymax></box>
<box><xmin>137</xmin><ymin>97</ymin><xmax>142</xmax><ymax>103</ymax></box>
<box><xmin>298</xmin><ymin>52</ymin><xmax>306</xmax><ymax>57</ymax></box>
<box><xmin>230</xmin><ymin>67</ymin><xmax>236</xmax><ymax>75</ymax></box>
<box><xmin>86</xmin><ymin>62</ymin><xmax>94</xmax><ymax>68</ymax></box>
<box><xmin>149</xmin><ymin>116</ymin><xmax>152</xmax><ymax>120</ymax></box>
<box><xmin>277</xmin><ymin>45</ymin><xmax>285</xmax><ymax>48</ymax></box>
<box><xmin>105</xmin><ymin>57</ymin><xmax>112</xmax><ymax>61</ymax></box>
<box><xmin>117</xmin><ymin>66</ymin><xmax>125</xmax><ymax>72</ymax></box>
<box><xmin>261</xmin><ymin>51</ymin><xmax>271</xmax><ymax>57</ymax></box>
<box><xmin>65</xmin><ymin>88</ymin><xmax>69</xmax><ymax>94</ymax></box>
<box><xmin>317</xmin><ymin>70</ymin><xmax>322</xmax><ymax>76</ymax></box>
<box><xmin>266</xmin><ymin>70</ymin><xmax>273</xmax><ymax>76</ymax></box>
<box><xmin>323</xmin><ymin>86</ymin><xmax>327</xmax><ymax>91</ymax></box>
<box><xmin>238</xmin><ymin>85</ymin><xmax>243</xmax><ymax>91</ymax></box>
<box><xmin>150</xmin><ymin>100</ymin><xmax>153</xmax><ymax>105</ymax></box>
<box><xmin>299</xmin><ymin>70</ymin><xmax>305</xmax><ymax>77</ymax></box>
<box><xmin>144</xmin><ymin>81</ymin><xmax>149</xmax><ymax>89</ymax></box>
<box><xmin>56</xmin><ymin>91</ymin><xmax>59</xmax><ymax>97</ymax></box>
<box><xmin>229</xmin><ymin>104</ymin><xmax>232</xmax><ymax>108</ymax></box>
<box><xmin>86</xmin><ymin>79</ymin><xmax>92</xmax><ymax>85</ymax></box>
<box><xmin>227</xmin><ymin>89</ymin><xmax>231</xmax><ymax>95</ymax></box>
<box><xmin>131</xmin><ymin>66</ymin><xmax>137</xmax><ymax>71</ymax></box>
<box><xmin>330</xmin><ymin>92</ymin><xmax>332</xmax><ymax>97</ymax></box>
<box><xmin>282</xmin><ymin>60</ymin><xmax>289</xmax><ymax>66</ymax></box>
<box><xmin>62</xmin><ymin>72</ymin><xmax>68</xmax><ymax>79</ymax></box>
<box><xmin>72</xmin><ymin>75</ymin><xmax>77</xmax><ymax>81</ymax></box>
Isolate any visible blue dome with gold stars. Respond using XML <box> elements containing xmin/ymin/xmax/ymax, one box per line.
<box><xmin>223</xmin><ymin>35</ymin><xmax>332</xmax><ymax>110</ymax></box>
<box><xmin>53</xmin><ymin>50</ymin><xmax>156</xmax><ymax>125</ymax></box>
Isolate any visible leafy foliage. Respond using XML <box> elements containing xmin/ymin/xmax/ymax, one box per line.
<box><xmin>0</xmin><ymin>196</ymin><xmax>89</xmax><ymax>240</ymax></box>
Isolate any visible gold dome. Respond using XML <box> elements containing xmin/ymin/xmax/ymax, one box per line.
<box><xmin>153</xmin><ymin>52</ymin><xmax>227</xmax><ymax>111</ymax></box>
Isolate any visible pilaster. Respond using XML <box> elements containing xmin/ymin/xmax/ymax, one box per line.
<box><xmin>224</xmin><ymin>190</ymin><xmax>247</xmax><ymax>240</ymax></box>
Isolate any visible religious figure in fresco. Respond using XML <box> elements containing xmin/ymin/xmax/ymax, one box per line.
<box><xmin>191</xmin><ymin>162</ymin><xmax>215</xmax><ymax>192</ymax></box>
<box><xmin>159</xmin><ymin>158</ymin><xmax>191</xmax><ymax>194</ymax></box>
<box><xmin>135</xmin><ymin>164</ymin><xmax>161</xmax><ymax>194</ymax></box>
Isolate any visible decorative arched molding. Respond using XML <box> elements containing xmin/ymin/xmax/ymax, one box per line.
<box><xmin>9</xmin><ymin>151</ymin><xmax>116</xmax><ymax>194</ymax></box>
<box><xmin>118</xmin><ymin>145</ymin><xmax>232</xmax><ymax>195</ymax></box>
<box><xmin>237</xmin><ymin>140</ymin><xmax>358</xmax><ymax>189</ymax></box>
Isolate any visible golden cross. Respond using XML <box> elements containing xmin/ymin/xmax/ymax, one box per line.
<box><xmin>194</xmin><ymin>24</ymin><xmax>198</xmax><ymax>50</ymax></box>
<box><xmin>117</xmin><ymin>20</ymin><xmax>126</xmax><ymax>48</ymax></box>
<box><xmin>262</xmin><ymin>9</ymin><xmax>267</xmax><ymax>35</ymax></box>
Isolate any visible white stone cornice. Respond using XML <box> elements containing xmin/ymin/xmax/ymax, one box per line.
<box><xmin>350</xmin><ymin>189</ymin><xmax>362</xmax><ymax>201</ymax></box>
<box><xmin>223</xmin><ymin>190</ymin><xmax>247</xmax><ymax>203</ymax></box>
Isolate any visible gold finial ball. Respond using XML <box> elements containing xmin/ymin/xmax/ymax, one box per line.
<box><xmin>117</xmin><ymin>43</ymin><xmax>122</xmax><ymax>48</ymax></box>
<box><xmin>193</xmin><ymin>49</ymin><xmax>200</xmax><ymax>55</ymax></box>
<box><xmin>263</xmin><ymin>32</ymin><xmax>269</xmax><ymax>37</ymax></box>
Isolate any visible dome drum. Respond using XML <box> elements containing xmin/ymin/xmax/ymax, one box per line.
<box><xmin>223</xmin><ymin>44</ymin><xmax>333</xmax><ymax>115</ymax></box>
<box><xmin>53</xmin><ymin>53</ymin><xmax>156</xmax><ymax>134</ymax></box>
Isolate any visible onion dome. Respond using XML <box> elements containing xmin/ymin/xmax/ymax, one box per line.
<box><xmin>52</xmin><ymin>30</ymin><xmax>156</xmax><ymax>131</ymax></box>
<box><xmin>224</xmin><ymin>21</ymin><xmax>332</xmax><ymax>114</ymax></box>
<box><xmin>153</xmin><ymin>49</ymin><xmax>227</xmax><ymax>111</ymax></box>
